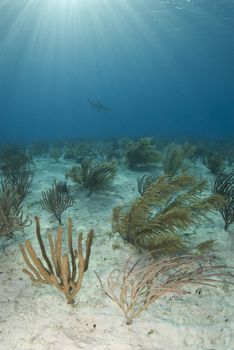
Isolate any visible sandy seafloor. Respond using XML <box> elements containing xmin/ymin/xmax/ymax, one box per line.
<box><xmin>1</xmin><ymin>155</ymin><xmax>234</xmax><ymax>350</ymax></box>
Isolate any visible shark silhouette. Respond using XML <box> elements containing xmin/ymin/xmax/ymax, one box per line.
<box><xmin>88</xmin><ymin>98</ymin><xmax>112</xmax><ymax>112</ymax></box>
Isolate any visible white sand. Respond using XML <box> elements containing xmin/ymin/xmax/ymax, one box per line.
<box><xmin>1</xmin><ymin>156</ymin><xmax>234</xmax><ymax>350</ymax></box>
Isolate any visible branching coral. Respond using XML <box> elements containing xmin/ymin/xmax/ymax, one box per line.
<box><xmin>163</xmin><ymin>142</ymin><xmax>197</xmax><ymax>176</ymax></box>
<box><xmin>0</xmin><ymin>184</ymin><xmax>31</xmax><ymax>238</ymax></box>
<box><xmin>125</xmin><ymin>137</ymin><xmax>160</xmax><ymax>169</ymax></box>
<box><xmin>20</xmin><ymin>216</ymin><xmax>94</xmax><ymax>304</ymax></box>
<box><xmin>202</xmin><ymin>152</ymin><xmax>225</xmax><ymax>175</ymax></box>
<box><xmin>0</xmin><ymin>145</ymin><xmax>34</xmax><ymax>203</ymax></box>
<box><xmin>97</xmin><ymin>254</ymin><xmax>234</xmax><ymax>325</ymax></box>
<box><xmin>112</xmin><ymin>174</ymin><xmax>223</xmax><ymax>253</ymax></box>
<box><xmin>137</xmin><ymin>174</ymin><xmax>158</xmax><ymax>196</ymax></box>
<box><xmin>66</xmin><ymin>159</ymin><xmax>117</xmax><ymax>195</ymax></box>
<box><xmin>163</xmin><ymin>144</ymin><xmax>186</xmax><ymax>176</ymax></box>
<box><xmin>213</xmin><ymin>171</ymin><xmax>234</xmax><ymax>230</ymax></box>
<box><xmin>40</xmin><ymin>180</ymin><xmax>74</xmax><ymax>224</ymax></box>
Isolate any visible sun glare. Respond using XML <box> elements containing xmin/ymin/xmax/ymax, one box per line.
<box><xmin>0</xmin><ymin>0</ymin><xmax>155</xmax><ymax>64</ymax></box>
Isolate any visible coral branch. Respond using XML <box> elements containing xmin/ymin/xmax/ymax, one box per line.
<box><xmin>20</xmin><ymin>216</ymin><xmax>94</xmax><ymax>304</ymax></box>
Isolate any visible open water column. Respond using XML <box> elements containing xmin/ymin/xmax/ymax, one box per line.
<box><xmin>0</xmin><ymin>0</ymin><xmax>233</xmax><ymax>141</ymax></box>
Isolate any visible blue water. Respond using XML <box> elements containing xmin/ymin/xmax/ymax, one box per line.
<box><xmin>0</xmin><ymin>0</ymin><xmax>233</xmax><ymax>142</ymax></box>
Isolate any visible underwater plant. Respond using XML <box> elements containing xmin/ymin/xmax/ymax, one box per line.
<box><xmin>20</xmin><ymin>216</ymin><xmax>94</xmax><ymax>304</ymax></box>
<box><xmin>97</xmin><ymin>254</ymin><xmax>234</xmax><ymax>325</ymax></box>
<box><xmin>112</xmin><ymin>174</ymin><xmax>223</xmax><ymax>254</ymax></box>
<box><xmin>213</xmin><ymin>171</ymin><xmax>234</xmax><ymax>230</ymax></box>
<box><xmin>0</xmin><ymin>145</ymin><xmax>28</xmax><ymax>172</ymax></box>
<box><xmin>101</xmin><ymin>139</ymin><xmax>124</xmax><ymax>163</ymax></box>
<box><xmin>125</xmin><ymin>137</ymin><xmax>160</xmax><ymax>169</ymax></box>
<box><xmin>163</xmin><ymin>144</ymin><xmax>187</xmax><ymax>176</ymax></box>
<box><xmin>66</xmin><ymin>159</ymin><xmax>117</xmax><ymax>195</ymax></box>
<box><xmin>202</xmin><ymin>152</ymin><xmax>225</xmax><ymax>175</ymax></box>
<box><xmin>137</xmin><ymin>174</ymin><xmax>158</xmax><ymax>196</ymax></box>
<box><xmin>0</xmin><ymin>145</ymin><xmax>35</xmax><ymax>202</ymax></box>
<box><xmin>40</xmin><ymin>180</ymin><xmax>74</xmax><ymax>224</ymax></box>
<box><xmin>180</xmin><ymin>142</ymin><xmax>197</xmax><ymax>159</ymax></box>
<box><xmin>0</xmin><ymin>184</ymin><xmax>31</xmax><ymax>238</ymax></box>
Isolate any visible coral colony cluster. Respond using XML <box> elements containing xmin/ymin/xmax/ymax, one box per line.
<box><xmin>1</xmin><ymin>138</ymin><xmax>234</xmax><ymax>324</ymax></box>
